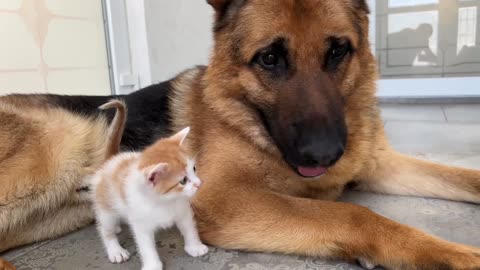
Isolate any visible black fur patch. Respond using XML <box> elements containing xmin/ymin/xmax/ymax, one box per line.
<box><xmin>349</xmin><ymin>0</ymin><xmax>370</xmax><ymax>50</ymax></box>
<box><xmin>75</xmin><ymin>186</ymin><xmax>91</xmax><ymax>193</ymax></box>
<box><xmin>47</xmin><ymin>94</ymin><xmax>114</xmax><ymax>117</ymax></box>
<box><xmin>212</xmin><ymin>0</ymin><xmax>248</xmax><ymax>32</ymax></box>
<box><xmin>47</xmin><ymin>80</ymin><xmax>175</xmax><ymax>152</ymax></box>
<box><xmin>353</xmin><ymin>0</ymin><xmax>370</xmax><ymax>14</ymax></box>
<box><xmin>119</xmin><ymin>81</ymin><xmax>174</xmax><ymax>150</ymax></box>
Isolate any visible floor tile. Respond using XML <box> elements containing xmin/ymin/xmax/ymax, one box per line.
<box><xmin>385</xmin><ymin>120</ymin><xmax>480</xmax><ymax>155</ymax></box>
<box><xmin>443</xmin><ymin>104</ymin><xmax>480</xmax><ymax>123</ymax></box>
<box><xmin>0</xmin><ymin>13</ymin><xmax>41</xmax><ymax>70</ymax></box>
<box><xmin>380</xmin><ymin>104</ymin><xmax>446</xmax><ymax>122</ymax></box>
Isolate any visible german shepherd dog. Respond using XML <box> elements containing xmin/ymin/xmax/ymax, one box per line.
<box><xmin>1</xmin><ymin>0</ymin><xmax>479</xmax><ymax>269</ymax></box>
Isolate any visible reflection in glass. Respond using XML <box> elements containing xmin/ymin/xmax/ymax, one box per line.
<box><xmin>457</xmin><ymin>7</ymin><xmax>477</xmax><ymax>54</ymax></box>
<box><xmin>376</xmin><ymin>0</ymin><xmax>480</xmax><ymax>79</ymax></box>
<box><xmin>388</xmin><ymin>11</ymin><xmax>438</xmax><ymax>66</ymax></box>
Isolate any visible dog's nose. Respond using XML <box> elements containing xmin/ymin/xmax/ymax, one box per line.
<box><xmin>298</xmin><ymin>142</ymin><xmax>344</xmax><ymax>167</ymax></box>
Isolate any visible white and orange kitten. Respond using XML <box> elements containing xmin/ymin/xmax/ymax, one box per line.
<box><xmin>91</xmin><ymin>101</ymin><xmax>208</xmax><ymax>270</ymax></box>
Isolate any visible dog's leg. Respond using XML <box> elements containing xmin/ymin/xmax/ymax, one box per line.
<box><xmin>197</xmin><ymin>189</ymin><xmax>480</xmax><ymax>270</ymax></box>
<box><xmin>355</xmin><ymin>148</ymin><xmax>480</xmax><ymax>203</ymax></box>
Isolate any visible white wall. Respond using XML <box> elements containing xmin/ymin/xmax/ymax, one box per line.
<box><xmin>144</xmin><ymin>0</ymin><xmax>214</xmax><ymax>83</ymax></box>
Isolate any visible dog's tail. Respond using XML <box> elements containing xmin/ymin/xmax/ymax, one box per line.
<box><xmin>99</xmin><ymin>99</ymin><xmax>127</xmax><ymax>160</ymax></box>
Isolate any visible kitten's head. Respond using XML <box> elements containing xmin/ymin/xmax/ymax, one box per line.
<box><xmin>139</xmin><ymin>127</ymin><xmax>202</xmax><ymax>199</ymax></box>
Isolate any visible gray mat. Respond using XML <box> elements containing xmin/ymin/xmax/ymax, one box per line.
<box><xmin>3</xmin><ymin>191</ymin><xmax>479</xmax><ymax>270</ymax></box>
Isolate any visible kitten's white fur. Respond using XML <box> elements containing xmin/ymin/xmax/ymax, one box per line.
<box><xmin>91</xmin><ymin>128</ymin><xmax>208</xmax><ymax>270</ymax></box>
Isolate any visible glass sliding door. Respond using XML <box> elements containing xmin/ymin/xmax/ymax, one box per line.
<box><xmin>369</xmin><ymin>0</ymin><xmax>480</xmax><ymax>97</ymax></box>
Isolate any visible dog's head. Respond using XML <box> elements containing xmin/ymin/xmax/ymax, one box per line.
<box><xmin>205</xmin><ymin>0</ymin><xmax>374</xmax><ymax>178</ymax></box>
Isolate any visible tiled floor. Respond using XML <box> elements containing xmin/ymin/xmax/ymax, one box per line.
<box><xmin>381</xmin><ymin>104</ymin><xmax>480</xmax><ymax>123</ymax></box>
<box><xmin>2</xmin><ymin>104</ymin><xmax>480</xmax><ymax>270</ymax></box>
<box><xmin>382</xmin><ymin>104</ymin><xmax>480</xmax><ymax>157</ymax></box>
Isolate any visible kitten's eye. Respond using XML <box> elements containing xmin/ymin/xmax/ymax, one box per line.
<box><xmin>179</xmin><ymin>177</ymin><xmax>188</xmax><ymax>185</ymax></box>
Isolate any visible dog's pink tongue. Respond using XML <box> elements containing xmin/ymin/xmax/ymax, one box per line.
<box><xmin>298</xmin><ymin>166</ymin><xmax>327</xmax><ymax>177</ymax></box>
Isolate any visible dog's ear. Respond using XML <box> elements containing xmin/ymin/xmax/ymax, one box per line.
<box><xmin>207</xmin><ymin>0</ymin><xmax>228</xmax><ymax>12</ymax></box>
<box><xmin>207</xmin><ymin>0</ymin><xmax>246</xmax><ymax>31</ymax></box>
<box><xmin>352</xmin><ymin>0</ymin><xmax>370</xmax><ymax>14</ymax></box>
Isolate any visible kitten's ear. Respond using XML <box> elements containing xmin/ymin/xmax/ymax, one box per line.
<box><xmin>147</xmin><ymin>163</ymin><xmax>169</xmax><ymax>185</ymax></box>
<box><xmin>171</xmin><ymin>127</ymin><xmax>190</xmax><ymax>146</ymax></box>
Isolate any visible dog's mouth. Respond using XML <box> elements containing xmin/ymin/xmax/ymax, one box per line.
<box><xmin>297</xmin><ymin>166</ymin><xmax>328</xmax><ymax>178</ymax></box>
<box><xmin>254</xmin><ymin>107</ymin><xmax>332</xmax><ymax>178</ymax></box>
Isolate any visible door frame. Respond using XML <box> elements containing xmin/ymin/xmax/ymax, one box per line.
<box><xmin>102</xmin><ymin>0</ymin><xmax>152</xmax><ymax>95</ymax></box>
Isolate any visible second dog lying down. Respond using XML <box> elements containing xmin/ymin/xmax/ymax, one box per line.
<box><xmin>90</xmin><ymin>100</ymin><xmax>208</xmax><ymax>270</ymax></box>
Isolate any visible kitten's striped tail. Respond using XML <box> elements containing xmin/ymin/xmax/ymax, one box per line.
<box><xmin>99</xmin><ymin>99</ymin><xmax>127</xmax><ymax>159</ymax></box>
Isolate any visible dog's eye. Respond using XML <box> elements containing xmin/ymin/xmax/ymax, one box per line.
<box><xmin>259</xmin><ymin>52</ymin><xmax>279</xmax><ymax>69</ymax></box>
<box><xmin>193</xmin><ymin>166</ymin><xmax>196</xmax><ymax>172</ymax></box>
<box><xmin>179</xmin><ymin>177</ymin><xmax>188</xmax><ymax>185</ymax></box>
<box><xmin>251</xmin><ymin>38</ymin><xmax>288</xmax><ymax>73</ymax></box>
<box><xmin>330</xmin><ymin>44</ymin><xmax>349</xmax><ymax>60</ymax></box>
<box><xmin>255</xmin><ymin>50</ymin><xmax>288</xmax><ymax>73</ymax></box>
<box><xmin>326</xmin><ymin>39</ymin><xmax>352</xmax><ymax>70</ymax></box>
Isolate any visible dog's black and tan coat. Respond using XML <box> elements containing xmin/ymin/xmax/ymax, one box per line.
<box><xmin>1</xmin><ymin>0</ymin><xmax>479</xmax><ymax>269</ymax></box>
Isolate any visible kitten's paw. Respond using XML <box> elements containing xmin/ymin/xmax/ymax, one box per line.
<box><xmin>185</xmin><ymin>243</ymin><xmax>209</xmax><ymax>257</ymax></box>
<box><xmin>107</xmin><ymin>247</ymin><xmax>130</xmax><ymax>264</ymax></box>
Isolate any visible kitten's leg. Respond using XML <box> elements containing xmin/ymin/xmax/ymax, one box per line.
<box><xmin>97</xmin><ymin>210</ymin><xmax>130</xmax><ymax>264</ymax></box>
<box><xmin>130</xmin><ymin>224</ymin><xmax>163</xmax><ymax>270</ymax></box>
<box><xmin>175</xmin><ymin>208</ymin><xmax>208</xmax><ymax>257</ymax></box>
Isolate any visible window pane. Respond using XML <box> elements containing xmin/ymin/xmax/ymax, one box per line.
<box><xmin>376</xmin><ymin>0</ymin><xmax>480</xmax><ymax>79</ymax></box>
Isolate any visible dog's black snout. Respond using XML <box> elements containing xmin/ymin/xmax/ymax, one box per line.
<box><xmin>298</xmin><ymin>142</ymin><xmax>344</xmax><ymax>167</ymax></box>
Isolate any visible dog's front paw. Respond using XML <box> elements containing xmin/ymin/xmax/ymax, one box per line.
<box><xmin>107</xmin><ymin>246</ymin><xmax>130</xmax><ymax>264</ymax></box>
<box><xmin>185</xmin><ymin>243</ymin><xmax>209</xmax><ymax>257</ymax></box>
<box><xmin>411</xmin><ymin>243</ymin><xmax>480</xmax><ymax>270</ymax></box>
<box><xmin>445</xmin><ymin>249</ymin><xmax>480</xmax><ymax>270</ymax></box>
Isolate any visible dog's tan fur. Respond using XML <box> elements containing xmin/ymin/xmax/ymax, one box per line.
<box><xmin>0</xmin><ymin>0</ymin><xmax>479</xmax><ymax>269</ymax></box>
<box><xmin>0</xmin><ymin>257</ymin><xmax>15</xmax><ymax>270</ymax></box>
<box><xmin>0</xmin><ymin>99</ymin><xmax>109</xmax><ymax>252</ymax></box>
<box><xmin>99</xmin><ymin>99</ymin><xmax>128</xmax><ymax>160</ymax></box>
